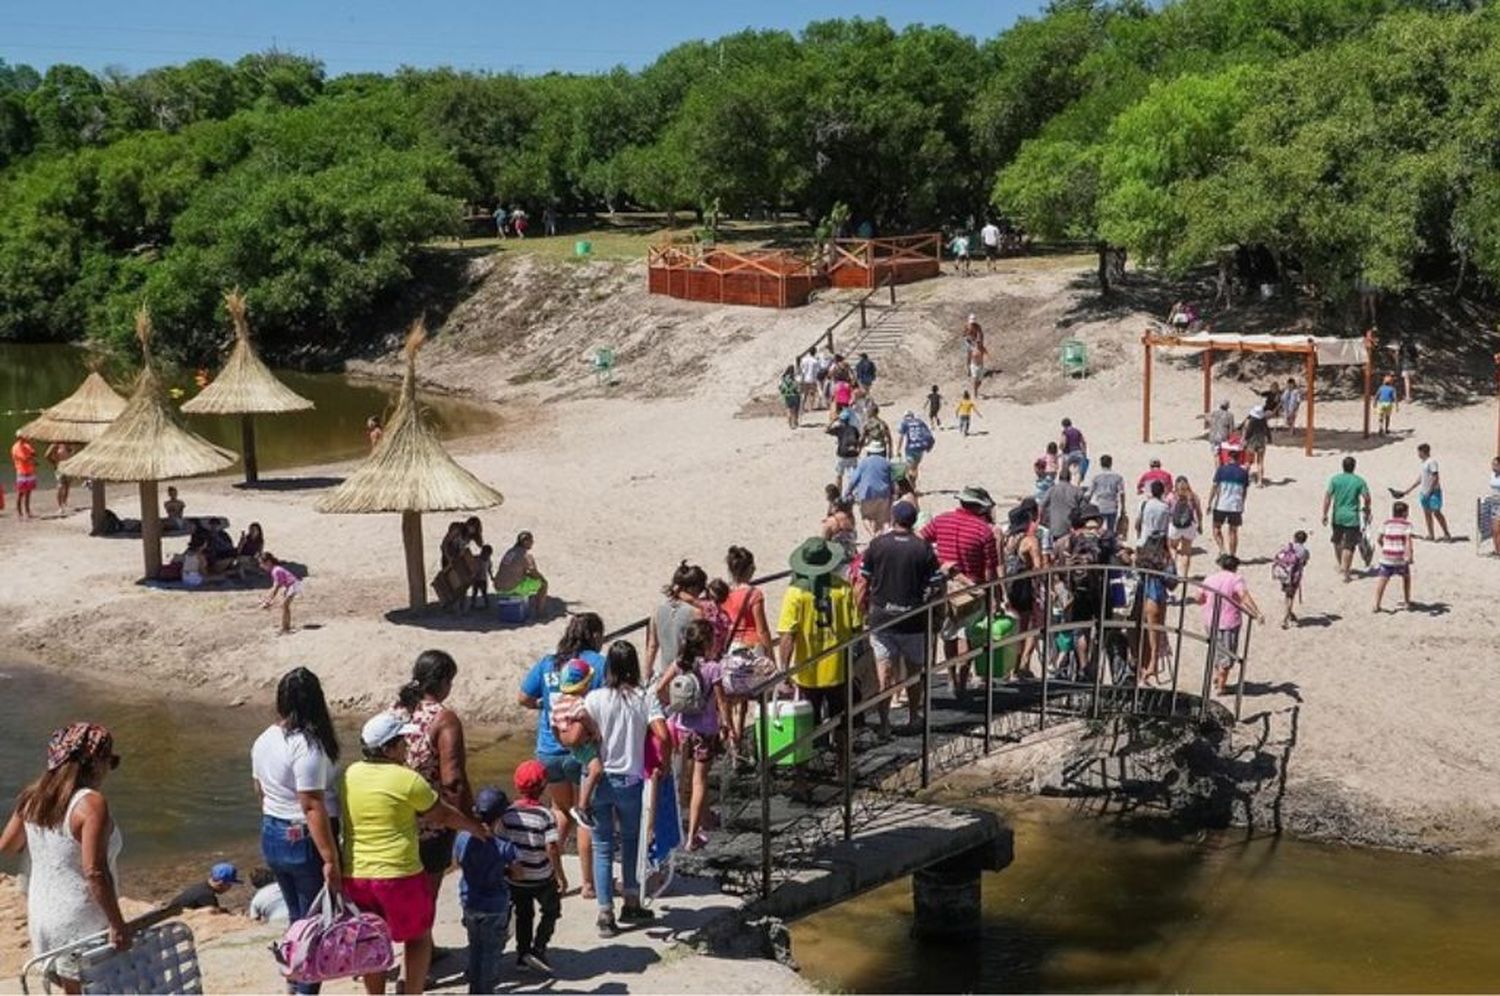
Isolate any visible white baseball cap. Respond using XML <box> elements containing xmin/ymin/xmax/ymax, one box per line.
<box><xmin>361</xmin><ymin>712</ymin><xmax>418</xmax><ymax>750</ymax></box>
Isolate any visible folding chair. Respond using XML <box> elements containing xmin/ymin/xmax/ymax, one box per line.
<box><xmin>21</xmin><ymin>920</ymin><xmax>201</xmax><ymax>994</ymax></box>
<box><xmin>1060</xmin><ymin>338</ymin><xmax>1089</xmax><ymax>378</ymax></box>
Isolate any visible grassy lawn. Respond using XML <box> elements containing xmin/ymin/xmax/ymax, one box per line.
<box><xmin>425</xmin><ymin>214</ymin><xmax>814</xmax><ymax>263</ymax></box>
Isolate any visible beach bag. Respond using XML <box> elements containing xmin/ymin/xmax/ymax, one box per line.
<box><xmin>1358</xmin><ymin>528</ymin><xmax>1375</xmax><ymax>568</ymax></box>
<box><xmin>668</xmin><ymin>669</ymin><xmax>708</xmax><ymax>717</ymax></box>
<box><xmin>722</xmin><ymin>648</ymin><xmax>778</xmax><ymax>696</ymax></box>
<box><xmin>273</xmin><ymin>887</ymin><xmax>395</xmax><ymax>985</ymax></box>
<box><xmin>905</xmin><ymin>420</ymin><xmax>935</xmax><ymax>453</ymax></box>
<box><xmin>1271</xmin><ymin>544</ymin><xmax>1302</xmax><ymax>586</ymax></box>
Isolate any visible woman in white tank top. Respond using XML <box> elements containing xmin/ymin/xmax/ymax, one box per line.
<box><xmin>0</xmin><ymin>722</ymin><xmax>129</xmax><ymax>978</ymax></box>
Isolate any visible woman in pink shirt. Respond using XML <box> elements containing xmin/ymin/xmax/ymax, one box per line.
<box><xmin>1197</xmin><ymin>554</ymin><xmax>1263</xmax><ymax>694</ymax></box>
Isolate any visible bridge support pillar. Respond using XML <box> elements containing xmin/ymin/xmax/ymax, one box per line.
<box><xmin>911</xmin><ymin>836</ymin><xmax>1010</xmax><ymax>942</ymax></box>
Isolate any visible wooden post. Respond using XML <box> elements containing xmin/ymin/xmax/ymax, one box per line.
<box><xmin>1362</xmin><ymin>330</ymin><xmax>1374</xmax><ymax>439</ymax></box>
<box><xmin>1202</xmin><ymin>347</ymin><xmax>1214</xmax><ymax>413</ymax></box>
<box><xmin>1304</xmin><ymin>350</ymin><xmax>1317</xmax><ymax>457</ymax></box>
<box><xmin>91</xmin><ymin>480</ymin><xmax>107</xmax><ymax>536</ymax></box>
<box><xmin>1142</xmin><ymin>333</ymin><xmax>1154</xmax><ymax>443</ymax></box>
<box><xmin>402</xmin><ymin>510</ymin><xmax>426</xmax><ymax>610</ymax></box>
<box><xmin>140</xmin><ymin>480</ymin><xmax>161</xmax><ymax>580</ymax></box>
<box><xmin>240</xmin><ymin>413</ymin><xmax>258</xmax><ymax>485</ymax></box>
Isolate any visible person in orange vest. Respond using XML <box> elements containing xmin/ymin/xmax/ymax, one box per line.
<box><xmin>11</xmin><ymin>431</ymin><xmax>37</xmax><ymax>519</ymax></box>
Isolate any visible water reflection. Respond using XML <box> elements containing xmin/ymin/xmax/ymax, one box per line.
<box><xmin>792</xmin><ymin>802</ymin><xmax>1500</xmax><ymax>992</ymax></box>
<box><xmin>0</xmin><ymin>343</ymin><xmax>500</xmax><ymax>486</ymax></box>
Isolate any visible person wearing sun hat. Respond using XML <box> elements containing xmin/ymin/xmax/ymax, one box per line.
<box><xmin>844</xmin><ymin>438</ymin><xmax>895</xmax><ymax>537</ymax></box>
<box><xmin>919</xmin><ymin>485</ymin><xmax>1000</xmax><ymax>697</ymax></box>
<box><xmin>338</xmin><ymin>711</ymin><xmax>492</xmax><ymax>995</ymax></box>
<box><xmin>776</xmin><ymin>537</ymin><xmax>860</xmax><ymax>745</ymax></box>
<box><xmin>1</xmin><ymin>722</ymin><xmax>130</xmax><ymax>968</ymax></box>
<box><xmin>1240</xmin><ymin>401</ymin><xmax>1273</xmax><ymax>487</ymax></box>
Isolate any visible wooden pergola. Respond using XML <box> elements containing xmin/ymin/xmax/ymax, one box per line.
<box><xmin>1142</xmin><ymin>328</ymin><xmax>1374</xmax><ymax>456</ymax></box>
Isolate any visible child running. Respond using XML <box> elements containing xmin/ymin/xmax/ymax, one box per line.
<box><xmin>1374</xmin><ymin>501</ymin><xmax>1415</xmax><ymax>612</ymax></box>
<box><xmin>956</xmin><ymin>390</ymin><xmax>981</xmax><ymax>437</ymax></box>
<box><xmin>926</xmin><ymin>384</ymin><xmax>943</xmax><ymax>428</ymax></box>
<box><xmin>1272</xmin><ymin>530</ymin><xmax>1311</xmax><ymax>629</ymax></box>
<box><xmin>455</xmin><ymin>787</ymin><xmax>521</xmax><ymax>989</ymax></box>
<box><xmin>500</xmin><ymin>761</ymin><xmax>564</xmax><ymax>975</ymax></box>
<box><xmin>257</xmin><ymin>552</ymin><xmax>300</xmax><ymax>635</ymax></box>
<box><xmin>549</xmin><ymin>659</ymin><xmax>603</xmax><ymax>831</ymax></box>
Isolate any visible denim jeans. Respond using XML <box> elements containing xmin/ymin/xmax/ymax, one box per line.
<box><xmin>510</xmin><ymin>878</ymin><xmax>560</xmax><ymax>956</ymax></box>
<box><xmin>260</xmin><ymin>815</ymin><xmax>331</xmax><ymax>995</ymax></box>
<box><xmin>462</xmin><ymin>909</ymin><xmax>509</xmax><ymax>994</ymax></box>
<box><xmin>591</xmin><ymin>774</ymin><xmax>644</xmax><ymax>909</ymax></box>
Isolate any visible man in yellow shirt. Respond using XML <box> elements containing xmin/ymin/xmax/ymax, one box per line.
<box><xmin>777</xmin><ymin>538</ymin><xmax>861</xmax><ymax>767</ymax></box>
<box><xmin>339</xmin><ymin>712</ymin><xmax>490</xmax><ymax>995</ymax></box>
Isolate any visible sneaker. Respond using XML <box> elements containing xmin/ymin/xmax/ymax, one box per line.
<box><xmin>516</xmin><ymin>953</ymin><xmax>530</xmax><ymax>972</ymax></box>
<box><xmin>570</xmin><ymin>805</ymin><xmax>596</xmax><ymax>830</ymax></box>
<box><xmin>522</xmin><ymin>951</ymin><xmax>553</xmax><ymax>975</ymax></box>
<box><xmin>620</xmin><ymin>902</ymin><xmax>656</xmax><ymax>923</ymax></box>
<box><xmin>597</xmin><ymin>910</ymin><xmax>620</xmax><ymax>938</ymax></box>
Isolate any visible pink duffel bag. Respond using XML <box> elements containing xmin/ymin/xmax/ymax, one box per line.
<box><xmin>272</xmin><ymin>886</ymin><xmax>395</xmax><ymax>984</ymax></box>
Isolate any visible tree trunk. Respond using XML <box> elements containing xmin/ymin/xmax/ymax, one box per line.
<box><xmin>1096</xmin><ymin>242</ymin><xmax>1112</xmax><ymax>296</ymax></box>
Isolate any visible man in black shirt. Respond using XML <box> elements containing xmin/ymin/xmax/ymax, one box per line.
<box><xmin>167</xmin><ymin>861</ymin><xmax>241</xmax><ymax>913</ymax></box>
<box><xmin>857</xmin><ymin>502</ymin><xmax>942</xmax><ymax>737</ymax></box>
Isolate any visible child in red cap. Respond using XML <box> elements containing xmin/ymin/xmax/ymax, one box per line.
<box><xmin>500</xmin><ymin>760</ymin><xmax>563</xmax><ymax>975</ymax></box>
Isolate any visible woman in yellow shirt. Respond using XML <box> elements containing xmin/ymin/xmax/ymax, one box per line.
<box><xmin>340</xmin><ymin>712</ymin><xmax>490</xmax><ymax>995</ymax></box>
<box><xmin>776</xmin><ymin>538</ymin><xmax>860</xmax><ymax>770</ymax></box>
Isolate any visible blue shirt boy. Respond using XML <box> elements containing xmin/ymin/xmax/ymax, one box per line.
<box><xmin>455</xmin><ymin>831</ymin><xmax>519</xmax><ymax>915</ymax></box>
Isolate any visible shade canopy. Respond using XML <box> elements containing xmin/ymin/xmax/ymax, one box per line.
<box><xmin>60</xmin><ymin>307</ymin><xmax>238</xmax><ymax>484</ymax></box>
<box><xmin>1147</xmin><ymin>330</ymin><xmax>1369</xmax><ymax>366</ymax></box>
<box><xmin>181</xmin><ymin>290</ymin><xmax>314</xmax><ymax>416</ymax></box>
<box><xmin>317</xmin><ymin>321</ymin><xmax>502</xmax><ymax>515</ymax></box>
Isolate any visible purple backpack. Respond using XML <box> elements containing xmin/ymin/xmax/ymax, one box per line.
<box><xmin>273</xmin><ymin>887</ymin><xmax>395</xmax><ymax>984</ymax></box>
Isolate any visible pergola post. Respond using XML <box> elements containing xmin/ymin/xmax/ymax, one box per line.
<box><xmin>1142</xmin><ymin>332</ymin><xmax>1154</xmax><ymax>443</ymax></box>
<box><xmin>402</xmin><ymin>510</ymin><xmax>427</xmax><ymax>610</ymax></box>
<box><xmin>1362</xmin><ymin>330</ymin><xmax>1374</xmax><ymax>439</ymax></box>
<box><xmin>1202</xmin><ymin>347</ymin><xmax>1214</xmax><ymax>413</ymax></box>
<box><xmin>140</xmin><ymin>480</ymin><xmax>162</xmax><ymax>580</ymax></box>
<box><xmin>1304</xmin><ymin>350</ymin><xmax>1317</xmax><ymax>457</ymax></box>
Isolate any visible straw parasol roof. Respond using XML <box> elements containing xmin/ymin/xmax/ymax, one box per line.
<box><xmin>25</xmin><ymin>368</ymin><xmax>128</xmax><ymax>436</ymax></box>
<box><xmin>318</xmin><ymin>320</ymin><xmax>501</xmax><ymax>609</ymax></box>
<box><xmin>181</xmin><ymin>290</ymin><xmax>313</xmax><ymax>416</ymax></box>
<box><xmin>62</xmin><ymin>308</ymin><xmax>238</xmax><ymax>483</ymax></box>
<box><xmin>318</xmin><ymin>321</ymin><xmax>502</xmax><ymax>515</ymax></box>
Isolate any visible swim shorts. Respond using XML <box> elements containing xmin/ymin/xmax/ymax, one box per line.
<box><xmin>1419</xmin><ymin>490</ymin><xmax>1443</xmax><ymax>512</ymax></box>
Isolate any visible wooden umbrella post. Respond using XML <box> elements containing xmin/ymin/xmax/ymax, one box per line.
<box><xmin>140</xmin><ymin>480</ymin><xmax>162</xmax><ymax>580</ymax></box>
<box><xmin>240</xmin><ymin>413</ymin><xmax>258</xmax><ymax>485</ymax></box>
<box><xmin>402</xmin><ymin>510</ymin><xmax>427</xmax><ymax>610</ymax></box>
<box><xmin>1304</xmin><ymin>350</ymin><xmax>1317</xmax><ymax>457</ymax></box>
<box><xmin>1362</xmin><ymin>330</ymin><xmax>1374</xmax><ymax>439</ymax></box>
<box><xmin>1202</xmin><ymin>347</ymin><xmax>1214</xmax><ymax>413</ymax></box>
<box><xmin>1142</xmin><ymin>332</ymin><xmax>1154</xmax><ymax>443</ymax></box>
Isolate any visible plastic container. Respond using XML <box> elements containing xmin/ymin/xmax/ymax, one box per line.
<box><xmin>575</xmin><ymin>240</ymin><xmax>592</xmax><ymax>257</ymax></box>
<box><xmin>749</xmin><ymin>699</ymin><xmax>814</xmax><ymax>767</ymax></box>
<box><xmin>496</xmin><ymin>597</ymin><xmax>528</xmax><ymax>624</ymax></box>
<box><xmin>965</xmin><ymin>614</ymin><xmax>1018</xmax><ymax>680</ymax></box>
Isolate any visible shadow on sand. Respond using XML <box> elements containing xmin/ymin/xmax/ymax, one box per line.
<box><xmin>383</xmin><ymin>595</ymin><xmax>573</xmax><ymax>632</ymax></box>
<box><xmin>233</xmin><ymin>476</ymin><xmax>345</xmax><ymax>492</ymax></box>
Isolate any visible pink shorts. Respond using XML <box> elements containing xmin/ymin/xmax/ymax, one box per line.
<box><xmin>15</xmin><ymin>475</ymin><xmax>35</xmax><ymax>494</ymax></box>
<box><xmin>343</xmin><ymin>872</ymin><xmax>434</xmax><ymax>943</ymax></box>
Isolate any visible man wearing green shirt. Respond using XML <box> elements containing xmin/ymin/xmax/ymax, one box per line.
<box><xmin>1321</xmin><ymin>456</ymin><xmax>1372</xmax><ymax>582</ymax></box>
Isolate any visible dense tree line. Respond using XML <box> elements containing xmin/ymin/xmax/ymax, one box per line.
<box><xmin>1</xmin><ymin>1</ymin><xmax>1498</xmax><ymax>360</ymax></box>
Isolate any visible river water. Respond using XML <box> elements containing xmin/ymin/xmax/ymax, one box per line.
<box><xmin>0</xmin><ymin>343</ymin><xmax>500</xmax><ymax>482</ymax></box>
<box><xmin>793</xmin><ymin>802</ymin><xmax>1500</xmax><ymax>992</ymax></box>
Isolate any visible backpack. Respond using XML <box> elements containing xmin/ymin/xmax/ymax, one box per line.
<box><xmin>274</xmin><ymin>887</ymin><xmax>395</xmax><ymax>985</ymax></box>
<box><xmin>1170</xmin><ymin>497</ymin><xmax>1195</xmax><ymax>529</ymax></box>
<box><xmin>905</xmin><ymin>419</ymin><xmax>935</xmax><ymax>453</ymax></box>
<box><xmin>1003</xmin><ymin>539</ymin><xmax>1035</xmax><ymax>613</ymax></box>
<box><xmin>835</xmin><ymin>425</ymin><xmax>862</xmax><ymax>459</ymax></box>
<box><xmin>668</xmin><ymin>668</ymin><xmax>707</xmax><ymax>717</ymax></box>
<box><xmin>1058</xmin><ymin>532</ymin><xmax>1105</xmax><ymax>591</ymax></box>
<box><xmin>1269</xmin><ymin>544</ymin><xmax>1300</xmax><ymax>585</ymax></box>
<box><xmin>1135</xmin><ymin>538</ymin><xmax>1170</xmax><ymax>573</ymax></box>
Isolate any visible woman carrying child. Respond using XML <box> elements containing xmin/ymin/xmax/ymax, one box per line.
<box><xmin>654</xmin><ymin>620</ymin><xmax>730</xmax><ymax>851</ymax></box>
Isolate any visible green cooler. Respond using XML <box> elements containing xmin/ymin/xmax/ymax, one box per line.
<box><xmin>749</xmin><ymin>699</ymin><xmax>814</xmax><ymax>766</ymax></box>
<box><xmin>966</xmin><ymin>614</ymin><xmax>1019</xmax><ymax>680</ymax></box>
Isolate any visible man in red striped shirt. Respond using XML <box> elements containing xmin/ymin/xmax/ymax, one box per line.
<box><xmin>920</xmin><ymin>486</ymin><xmax>1000</xmax><ymax>696</ymax></box>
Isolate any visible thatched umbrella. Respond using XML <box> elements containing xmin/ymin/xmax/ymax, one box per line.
<box><xmin>180</xmin><ymin>289</ymin><xmax>314</xmax><ymax>484</ymax></box>
<box><xmin>59</xmin><ymin>307</ymin><xmax>238</xmax><ymax>579</ymax></box>
<box><xmin>317</xmin><ymin>320</ymin><xmax>502</xmax><ymax>609</ymax></box>
<box><xmin>19</xmin><ymin>367</ymin><xmax>129</xmax><ymax>533</ymax></box>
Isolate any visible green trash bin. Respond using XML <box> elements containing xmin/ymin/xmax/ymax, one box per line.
<box><xmin>574</xmin><ymin>240</ymin><xmax>592</xmax><ymax>257</ymax></box>
<box><xmin>966</xmin><ymin>614</ymin><xmax>1018</xmax><ymax>680</ymax></box>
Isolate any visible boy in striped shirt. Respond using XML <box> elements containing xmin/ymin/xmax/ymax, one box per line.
<box><xmin>501</xmin><ymin>760</ymin><xmax>563</xmax><ymax>975</ymax></box>
<box><xmin>1374</xmin><ymin>501</ymin><xmax>1415</xmax><ymax>613</ymax></box>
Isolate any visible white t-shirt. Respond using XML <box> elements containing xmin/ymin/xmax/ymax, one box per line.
<box><xmin>1419</xmin><ymin>457</ymin><xmax>1439</xmax><ymax>496</ymax></box>
<box><xmin>799</xmin><ymin>354</ymin><xmax>820</xmax><ymax>384</ymax></box>
<box><xmin>250</xmin><ymin>883</ymin><xmax>289</xmax><ymax>923</ymax></box>
<box><xmin>981</xmin><ymin>223</ymin><xmax>1000</xmax><ymax>247</ymax></box>
<box><xmin>251</xmin><ymin>725</ymin><xmax>338</xmax><ymax>821</ymax></box>
<box><xmin>583</xmin><ymin>686</ymin><xmax>663</xmax><ymax>781</ymax></box>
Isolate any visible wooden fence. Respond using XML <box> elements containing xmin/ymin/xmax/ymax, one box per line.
<box><xmin>828</xmin><ymin>234</ymin><xmax>942</xmax><ymax>289</ymax></box>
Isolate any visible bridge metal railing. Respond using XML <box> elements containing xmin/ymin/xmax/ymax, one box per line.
<box><xmin>740</xmin><ymin>562</ymin><xmax>1258</xmax><ymax>900</ymax></box>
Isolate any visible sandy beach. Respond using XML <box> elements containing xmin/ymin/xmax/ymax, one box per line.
<box><xmin>4</xmin><ymin>253</ymin><xmax>1500</xmax><ymax>863</ymax></box>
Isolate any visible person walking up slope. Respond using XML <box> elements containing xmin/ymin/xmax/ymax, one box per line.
<box><xmin>1374</xmin><ymin>501</ymin><xmax>1416</xmax><ymax>613</ymax></box>
<box><xmin>1322</xmin><ymin>456</ymin><xmax>1372</xmax><ymax>583</ymax></box>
